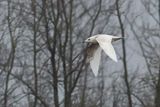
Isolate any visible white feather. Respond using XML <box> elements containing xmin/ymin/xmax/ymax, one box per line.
<box><xmin>90</xmin><ymin>47</ymin><xmax>102</xmax><ymax>76</ymax></box>
<box><xmin>85</xmin><ymin>34</ymin><xmax>121</xmax><ymax>77</ymax></box>
<box><xmin>96</xmin><ymin>35</ymin><xmax>118</xmax><ymax>62</ymax></box>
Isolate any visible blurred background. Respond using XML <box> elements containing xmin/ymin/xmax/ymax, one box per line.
<box><xmin>0</xmin><ymin>0</ymin><xmax>160</xmax><ymax>107</ymax></box>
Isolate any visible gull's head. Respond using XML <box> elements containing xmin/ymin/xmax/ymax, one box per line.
<box><xmin>85</xmin><ymin>36</ymin><xmax>97</xmax><ymax>43</ymax></box>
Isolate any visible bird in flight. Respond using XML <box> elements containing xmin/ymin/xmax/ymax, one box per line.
<box><xmin>85</xmin><ymin>34</ymin><xmax>122</xmax><ymax>76</ymax></box>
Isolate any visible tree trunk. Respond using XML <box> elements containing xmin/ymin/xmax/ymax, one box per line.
<box><xmin>116</xmin><ymin>0</ymin><xmax>132</xmax><ymax>107</ymax></box>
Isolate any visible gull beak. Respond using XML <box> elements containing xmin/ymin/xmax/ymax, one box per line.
<box><xmin>85</xmin><ymin>39</ymin><xmax>88</xmax><ymax>42</ymax></box>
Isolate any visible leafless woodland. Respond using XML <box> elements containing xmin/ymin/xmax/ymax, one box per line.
<box><xmin>0</xmin><ymin>0</ymin><xmax>160</xmax><ymax>107</ymax></box>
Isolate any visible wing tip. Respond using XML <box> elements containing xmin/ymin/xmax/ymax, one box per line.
<box><xmin>112</xmin><ymin>57</ymin><xmax>118</xmax><ymax>62</ymax></box>
<box><xmin>114</xmin><ymin>58</ymin><xmax>118</xmax><ymax>62</ymax></box>
<box><xmin>91</xmin><ymin>67</ymin><xmax>99</xmax><ymax>77</ymax></box>
<box><xmin>93</xmin><ymin>73</ymin><xmax>98</xmax><ymax>77</ymax></box>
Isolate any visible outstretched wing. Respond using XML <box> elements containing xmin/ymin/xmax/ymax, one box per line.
<box><xmin>90</xmin><ymin>47</ymin><xmax>102</xmax><ymax>76</ymax></box>
<box><xmin>96</xmin><ymin>36</ymin><xmax>118</xmax><ymax>62</ymax></box>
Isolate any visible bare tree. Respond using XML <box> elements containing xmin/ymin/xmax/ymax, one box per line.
<box><xmin>3</xmin><ymin>0</ymin><xmax>160</xmax><ymax>107</ymax></box>
<box><xmin>3</xmin><ymin>0</ymin><xmax>18</xmax><ymax>106</ymax></box>
<box><xmin>116</xmin><ymin>0</ymin><xmax>132</xmax><ymax>107</ymax></box>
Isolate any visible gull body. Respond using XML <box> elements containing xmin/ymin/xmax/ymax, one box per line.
<box><xmin>85</xmin><ymin>34</ymin><xmax>122</xmax><ymax>76</ymax></box>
